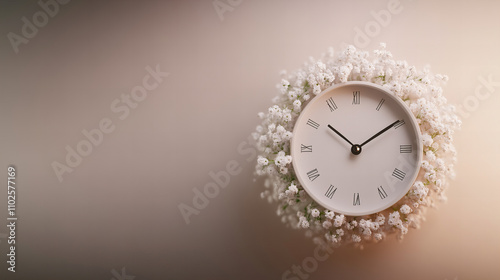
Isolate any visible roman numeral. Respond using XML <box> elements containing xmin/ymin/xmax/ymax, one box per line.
<box><xmin>326</xmin><ymin>97</ymin><xmax>338</xmax><ymax>112</ymax></box>
<box><xmin>394</xmin><ymin>119</ymin><xmax>405</xmax><ymax>129</ymax></box>
<box><xmin>352</xmin><ymin>91</ymin><xmax>360</xmax><ymax>105</ymax></box>
<box><xmin>301</xmin><ymin>144</ymin><xmax>312</xmax><ymax>153</ymax></box>
<box><xmin>306</xmin><ymin>168</ymin><xmax>320</xmax><ymax>181</ymax></box>
<box><xmin>392</xmin><ymin>168</ymin><xmax>406</xmax><ymax>181</ymax></box>
<box><xmin>400</xmin><ymin>144</ymin><xmax>412</xmax><ymax>153</ymax></box>
<box><xmin>378</xmin><ymin>186</ymin><xmax>388</xmax><ymax>199</ymax></box>
<box><xmin>325</xmin><ymin>185</ymin><xmax>337</xmax><ymax>199</ymax></box>
<box><xmin>353</xmin><ymin>193</ymin><xmax>360</xmax><ymax>206</ymax></box>
<box><xmin>376</xmin><ymin>98</ymin><xmax>385</xmax><ymax>111</ymax></box>
<box><xmin>306</xmin><ymin>119</ymin><xmax>320</xmax><ymax>129</ymax></box>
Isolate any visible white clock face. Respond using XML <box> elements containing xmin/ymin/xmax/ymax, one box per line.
<box><xmin>291</xmin><ymin>82</ymin><xmax>422</xmax><ymax>216</ymax></box>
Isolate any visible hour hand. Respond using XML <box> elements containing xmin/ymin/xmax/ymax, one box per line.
<box><xmin>327</xmin><ymin>124</ymin><xmax>354</xmax><ymax>146</ymax></box>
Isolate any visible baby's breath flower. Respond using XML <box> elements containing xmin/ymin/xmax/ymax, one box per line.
<box><xmin>388</xmin><ymin>211</ymin><xmax>401</xmax><ymax>226</ymax></box>
<box><xmin>352</xmin><ymin>234</ymin><xmax>361</xmax><ymax>243</ymax></box>
<box><xmin>293</xmin><ymin>99</ymin><xmax>301</xmax><ymax>109</ymax></box>
<box><xmin>334</xmin><ymin>214</ymin><xmax>345</xmax><ymax>227</ymax></box>
<box><xmin>288</xmin><ymin>183</ymin><xmax>298</xmax><ymax>194</ymax></box>
<box><xmin>280</xmin><ymin>79</ymin><xmax>290</xmax><ymax>94</ymax></box>
<box><xmin>325</xmin><ymin>210</ymin><xmax>335</xmax><ymax>220</ymax></box>
<box><xmin>422</xmin><ymin>133</ymin><xmax>433</xmax><ymax>147</ymax></box>
<box><xmin>425</xmin><ymin>150</ymin><xmax>437</xmax><ymax>162</ymax></box>
<box><xmin>322</xmin><ymin>220</ymin><xmax>332</xmax><ymax>229</ymax></box>
<box><xmin>375</xmin><ymin>214</ymin><xmax>385</xmax><ymax>225</ymax></box>
<box><xmin>400</xmin><ymin>204</ymin><xmax>412</xmax><ymax>215</ymax></box>
<box><xmin>311</xmin><ymin>209</ymin><xmax>320</xmax><ymax>218</ymax></box>
<box><xmin>299</xmin><ymin>216</ymin><xmax>310</xmax><ymax>228</ymax></box>
<box><xmin>257</xmin><ymin>156</ymin><xmax>269</xmax><ymax>167</ymax></box>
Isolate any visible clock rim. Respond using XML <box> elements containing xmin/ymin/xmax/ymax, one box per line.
<box><xmin>290</xmin><ymin>81</ymin><xmax>423</xmax><ymax>216</ymax></box>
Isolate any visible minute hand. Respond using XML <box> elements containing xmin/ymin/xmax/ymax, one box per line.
<box><xmin>360</xmin><ymin>120</ymin><xmax>400</xmax><ymax>147</ymax></box>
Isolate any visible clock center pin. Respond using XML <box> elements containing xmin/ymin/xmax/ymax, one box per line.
<box><xmin>351</xmin><ymin>144</ymin><xmax>362</xmax><ymax>155</ymax></box>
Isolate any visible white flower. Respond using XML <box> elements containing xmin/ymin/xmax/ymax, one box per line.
<box><xmin>388</xmin><ymin>211</ymin><xmax>401</xmax><ymax>226</ymax></box>
<box><xmin>436</xmin><ymin>158</ymin><xmax>445</xmax><ymax>171</ymax></box>
<box><xmin>257</xmin><ymin>156</ymin><xmax>269</xmax><ymax>167</ymax></box>
<box><xmin>322</xmin><ymin>220</ymin><xmax>332</xmax><ymax>229</ymax></box>
<box><xmin>276</xmin><ymin>125</ymin><xmax>286</xmax><ymax>134</ymax></box>
<box><xmin>346</xmin><ymin>220</ymin><xmax>357</xmax><ymax>230</ymax></box>
<box><xmin>288</xmin><ymin>183</ymin><xmax>298</xmax><ymax>194</ymax></box>
<box><xmin>352</xmin><ymin>234</ymin><xmax>361</xmax><ymax>243</ymax></box>
<box><xmin>422</xmin><ymin>133</ymin><xmax>433</xmax><ymax>147</ymax></box>
<box><xmin>425</xmin><ymin>170</ymin><xmax>436</xmax><ymax>182</ymax></box>
<box><xmin>375</xmin><ymin>215</ymin><xmax>385</xmax><ymax>225</ymax></box>
<box><xmin>293</xmin><ymin>99</ymin><xmax>302</xmax><ymax>111</ymax></box>
<box><xmin>435</xmin><ymin>179</ymin><xmax>443</xmax><ymax>188</ymax></box>
<box><xmin>421</xmin><ymin>160</ymin><xmax>433</xmax><ymax>171</ymax></box>
<box><xmin>425</xmin><ymin>150</ymin><xmax>436</xmax><ymax>162</ymax></box>
<box><xmin>265</xmin><ymin>165</ymin><xmax>276</xmax><ymax>175</ymax></box>
<box><xmin>400</xmin><ymin>204</ymin><xmax>412</xmax><ymax>215</ymax></box>
<box><xmin>333</xmin><ymin>214</ymin><xmax>345</xmax><ymax>227</ymax></box>
<box><xmin>325</xmin><ymin>210</ymin><xmax>335</xmax><ymax>220</ymax></box>
<box><xmin>412</xmin><ymin>181</ymin><xmax>429</xmax><ymax>200</ymax></box>
<box><xmin>299</xmin><ymin>216</ymin><xmax>310</xmax><ymax>228</ymax></box>
<box><xmin>313</xmin><ymin>85</ymin><xmax>321</xmax><ymax>95</ymax></box>
<box><xmin>283</xmin><ymin>113</ymin><xmax>292</xmax><ymax>122</ymax></box>
<box><xmin>400</xmin><ymin>225</ymin><xmax>409</xmax><ymax>235</ymax></box>
<box><xmin>280</xmin><ymin>79</ymin><xmax>290</xmax><ymax>94</ymax></box>
<box><xmin>311</xmin><ymin>209</ymin><xmax>320</xmax><ymax>218</ymax></box>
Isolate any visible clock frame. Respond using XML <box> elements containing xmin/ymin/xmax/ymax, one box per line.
<box><xmin>291</xmin><ymin>81</ymin><xmax>423</xmax><ymax>216</ymax></box>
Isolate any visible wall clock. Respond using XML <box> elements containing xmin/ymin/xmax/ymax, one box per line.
<box><xmin>254</xmin><ymin>44</ymin><xmax>460</xmax><ymax>246</ymax></box>
<box><xmin>291</xmin><ymin>82</ymin><xmax>422</xmax><ymax>216</ymax></box>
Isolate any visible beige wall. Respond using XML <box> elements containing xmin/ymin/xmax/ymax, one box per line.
<box><xmin>0</xmin><ymin>0</ymin><xmax>499</xmax><ymax>279</ymax></box>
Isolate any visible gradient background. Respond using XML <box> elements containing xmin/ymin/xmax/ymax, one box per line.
<box><xmin>1</xmin><ymin>0</ymin><xmax>499</xmax><ymax>279</ymax></box>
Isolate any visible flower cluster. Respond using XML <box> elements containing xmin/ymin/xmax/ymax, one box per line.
<box><xmin>253</xmin><ymin>44</ymin><xmax>461</xmax><ymax>248</ymax></box>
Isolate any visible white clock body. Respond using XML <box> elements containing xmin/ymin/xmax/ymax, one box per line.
<box><xmin>291</xmin><ymin>82</ymin><xmax>422</xmax><ymax>216</ymax></box>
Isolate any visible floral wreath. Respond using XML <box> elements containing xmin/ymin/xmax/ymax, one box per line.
<box><xmin>253</xmin><ymin>44</ymin><xmax>461</xmax><ymax>248</ymax></box>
